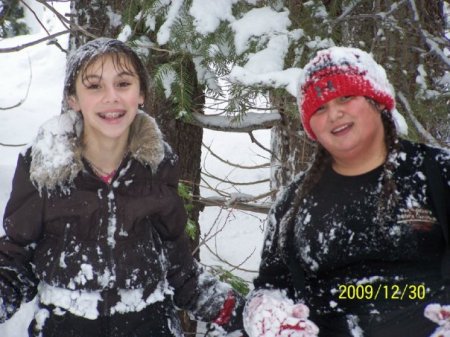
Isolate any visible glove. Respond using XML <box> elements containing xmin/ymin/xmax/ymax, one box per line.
<box><xmin>243</xmin><ymin>289</ymin><xmax>319</xmax><ymax>337</ymax></box>
<box><xmin>424</xmin><ymin>303</ymin><xmax>450</xmax><ymax>337</ymax></box>
<box><xmin>206</xmin><ymin>291</ymin><xmax>246</xmax><ymax>337</ymax></box>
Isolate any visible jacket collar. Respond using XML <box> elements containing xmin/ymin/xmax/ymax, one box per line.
<box><xmin>30</xmin><ymin>109</ymin><xmax>165</xmax><ymax>192</ymax></box>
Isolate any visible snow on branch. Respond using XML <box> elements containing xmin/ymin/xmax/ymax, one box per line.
<box><xmin>397</xmin><ymin>92</ymin><xmax>440</xmax><ymax>146</ymax></box>
<box><xmin>197</xmin><ymin>194</ymin><xmax>272</xmax><ymax>214</ymax></box>
<box><xmin>194</xmin><ymin>177</ymin><xmax>274</xmax><ymax>214</ymax></box>
<box><xmin>407</xmin><ymin>0</ymin><xmax>450</xmax><ymax>68</ymax></box>
<box><xmin>188</xmin><ymin>111</ymin><xmax>281</xmax><ymax>132</ymax></box>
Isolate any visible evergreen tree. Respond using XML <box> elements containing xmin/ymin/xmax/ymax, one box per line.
<box><xmin>0</xmin><ymin>0</ymin><xmax>28</xmax><ymax>37</ymax></box>
<box><xmin>117</xmin><ymin>0</ymin><xmax>448</xmax><ymax>190</ymax></box>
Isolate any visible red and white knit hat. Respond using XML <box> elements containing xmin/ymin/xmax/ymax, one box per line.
<box><xmin>297</xmin><ymin>46</ymin><xmax>396</xmax><ymax>140</ymax></box>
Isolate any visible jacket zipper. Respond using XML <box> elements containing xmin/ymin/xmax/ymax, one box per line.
<box><xmin>47</xmin><ymin>221</ymin><xmax>71</xmax><ymax>283</ymax></box>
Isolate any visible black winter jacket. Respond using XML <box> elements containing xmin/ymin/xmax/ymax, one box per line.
<box><xmin>0</xmin><ymin>111</ymin><xmax>240</xmax><ymax>334</ymax></box>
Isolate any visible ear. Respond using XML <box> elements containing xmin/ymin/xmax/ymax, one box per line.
<box><xmin>67</xmin><ymin>95</ymin><xmax>81</xmax><ymax>112</ymax></box>
<box><xmin>138</xmin><ymin>93</ymin><xmax>144</xmax><ymax>106</ymax></box>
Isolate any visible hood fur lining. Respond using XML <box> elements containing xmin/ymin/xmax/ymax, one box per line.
<box><xmin>30</xmin><ymin>110</ymin><xmax>165</xmax><ymax>192</ymax></box>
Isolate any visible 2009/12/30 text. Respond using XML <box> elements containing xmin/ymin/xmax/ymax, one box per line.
<box><xmin>337</xmin><ymin>284</ymin><xmax>426</xmax><ymax>301</ymax></box>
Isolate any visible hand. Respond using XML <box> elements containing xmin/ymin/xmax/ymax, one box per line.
<box><xmin>424</xmin><ymin>303</ymin><xmax>450</xmax><ymax>337</ymax></box>
<box><xmin>244</xmin><ymin>289</ymin><xmax>319</xmax><ymax>337</ymax></box>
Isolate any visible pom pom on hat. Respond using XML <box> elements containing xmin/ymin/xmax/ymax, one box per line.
<box><xmin>298</xmin><ymin>46</ymin><xmax>396</xmax><ymax>140</ymax></box>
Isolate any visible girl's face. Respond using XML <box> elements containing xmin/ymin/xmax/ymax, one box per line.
<box><xmin>68</xmin><ymin>55</ymin><xmax>144</xmax><ymax>143</ymax></box>
<box><xmin>309</xmin><ymin>96</ymin><xmax>385</xmax><ymax>163</ymax></box>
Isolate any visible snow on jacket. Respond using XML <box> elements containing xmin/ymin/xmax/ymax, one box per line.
<box><xmin>0</xmin><ymin>110</ymin><xmax>236</xmax><ymax>326</ymax></box>
<box><xmin>251</xmin><ymin>139</ymin><xmax>450</xmax><ymax>335</ymax></box>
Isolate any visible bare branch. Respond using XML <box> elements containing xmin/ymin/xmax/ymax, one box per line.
<box><xmin>248</xmin><ymin>131</ymin><xmax>274</xmax><ymax>157</ymax></box>
<box><xmin>193</xmin><ymin>208</ymin><xmax>258</xmax><ymax>273</ymax></box>
<box><xmin>0</xmin><ymin>30</ymin><xmax>69</xmax><ymax>53</ymax></box>
<box><xmin>397</xmin><ymin>92</ymin><xmax>440</xmax><ymax>146</ymax></box>
<box><xmin>19</xmin><ymin>0</ymin><xmax>50</xmax><ymax>35</ymax></box>
<box><xmin>407</xmin><ymin>0</ymin><xmax>450</xmax><ymax>68</ymax></box>
<box><xmin>0</xmin><ymin>56</ymin><xmax>32</xmax><ymax>110</ymax></box>
<box><xmin>197</xmin><ymin>195</ymin><xmax>272</xmax><ymax>214</ymax></box>
<box><xmin>192</xmin><ymin>207</ymin><xmax>229</xmax><ymax>256</ymax></box>
<box><xmin>333</xmin><ymin>0</ymin><xmax>408</xmax><ymax>27</ymax></box>
<box><xmin>186</xmin><ymin>111</ymin><xmax>280</xmax><ymax>132</ymax></box>
<box><xmin>203</xmin><ymin>244</ymin><xmax>258</xmax><ymax>273</ymax></box>
<box><xmin>202</xmin><ymin>171</ymin><xmax>269</xmax><ymax>186</ymax></box>
<box><xmin>0</xmin><ymin>142</ymin><xmax>27</xmax><ymax>147</ymax></box>
<box><xmin>202</xmin><ymin>142</ymin><xmax>270</xmax><ymax>169</ymax></box>
<box><xmin>34</xmin><ymin>0</ymin><xmax>97</xmax><ymax>39</ymax></box>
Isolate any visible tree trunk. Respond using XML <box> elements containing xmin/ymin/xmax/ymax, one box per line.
<box><xmin>269</xmin><ymin>92</ymin><xmax>314</xmax><ymax>193</ymax></box>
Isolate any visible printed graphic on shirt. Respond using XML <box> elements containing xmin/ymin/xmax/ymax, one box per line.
<box><xmin>397</xmin><ymin>207</ymin><xmax>437</xmax><ymax>232</ymax></box>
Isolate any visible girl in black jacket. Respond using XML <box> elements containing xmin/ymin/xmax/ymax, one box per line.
<box><xmin>0</xmin><ymin>38</ymin><xmax>243</xmax><ymax>337</ymax></box>
<box><xmin>243</xmin><ymin>47</ymin><xmax>450</xmax><ymax>337</ymax></box>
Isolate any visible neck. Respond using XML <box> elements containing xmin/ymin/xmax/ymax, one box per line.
<box><xmin>332</xmin><ymin>141</ymin><xmax>387</xmax><ymax>176</ymax></box>
<box><xmin>82</xmin><ymin>134</ymin><xmax>129</xmax><ymax>173</ymax></box>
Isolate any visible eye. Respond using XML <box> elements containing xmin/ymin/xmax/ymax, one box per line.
<box><xmin>86</xmin><ymin>83</ymin><xmax>101</xmax><ymax>90</ymax></box>
<box><xmin>339</xmin><ymin>96</ymin><xmax>353</xmax><ymax>103</ymax></box>
<box><xmin>117</xmin><ymin>81</ymin><xmax>131</xmax><ymax>88</ymax></box>
<box><xmin>315</xmin><ymin>105</ymin><xmax>326</xmax><ymax>114</ymax></box>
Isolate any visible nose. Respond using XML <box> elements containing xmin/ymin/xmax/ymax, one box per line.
<box><xmin>102</xmin><ymin>85</ymin><xmax>119</xmax><ymax>103</ymax></box>
<box><xmin>327</xmin><ymin>104</ymin><xmax>343</xmax><ymax>122</ymax></box>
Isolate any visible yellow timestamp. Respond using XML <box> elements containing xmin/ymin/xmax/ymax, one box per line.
<box><xmin>337</xmin><ymin>284</ymin><xmax>426</xmax><ymax>301</ymax></box>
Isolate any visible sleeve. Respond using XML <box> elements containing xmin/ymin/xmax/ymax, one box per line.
<box><xmin>152</xmin><ymin>149</ymin><xmax>245</xmax><ymax>334</ymax></box>
<box><xmin>252</xmin><ymin>175</ymin><xmax>305</xmax><ymax>299</ymax></box>
<box><xmin>0</xmin><ymin>151</ymin><xmax>42</xmax><ymax>322</ymax></box>
<box><xmin>432</xmin><ymin>145</ymin><xmax>450</xmax><ymax>184</ymax></box>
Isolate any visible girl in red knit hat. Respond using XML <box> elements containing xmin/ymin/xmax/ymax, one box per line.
<box><xmin>243</xmin><ymin>46</ymin><xmax>450</xmax><ymax>337</ymax></box>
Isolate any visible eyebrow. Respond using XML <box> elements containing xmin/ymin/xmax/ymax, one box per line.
<box><xmin>83</xmin><ymin>71</ymin><xmax>137</xmax><ymax>82</ymax></box>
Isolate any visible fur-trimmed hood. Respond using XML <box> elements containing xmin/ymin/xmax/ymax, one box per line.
<box><xmin>29</xmin><ymin>109</ymin><xmax>166</xmax><ymax>192</ymax></box>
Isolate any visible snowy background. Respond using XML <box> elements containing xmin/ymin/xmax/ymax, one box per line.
<box><xmin>1</xmin><ymin>1</ymin><xmax>448</xmax><ymax>336</ymax></box>
<box><xmin>0</xmin><ymin>2</ymin><xmax>270</xmax><ymax>336</ymax></box>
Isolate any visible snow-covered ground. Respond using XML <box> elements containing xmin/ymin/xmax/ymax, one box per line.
<box><xmin>0</xmin><ymin>2</ymin><xmax>267</xmax><ymax>336</ymax></box>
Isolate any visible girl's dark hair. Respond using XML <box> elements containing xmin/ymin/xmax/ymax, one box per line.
<box><xmin>281</xmin><ymin>100</ymin><xmax>399</xmax><ymax>244</ymax></box>
<box><xmin>64</xmin><ymin>38</ymin><xmax>150</xmax><ymax>103</ymax></box>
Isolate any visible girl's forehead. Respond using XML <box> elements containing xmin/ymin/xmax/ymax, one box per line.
<box><xmin>82</xmin><ymin>54</ymin><xmax>137</xmax><ymax>76</ymax></box>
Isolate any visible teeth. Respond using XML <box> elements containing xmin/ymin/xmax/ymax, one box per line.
<box><xmin>332</xmin><ymin>124</ymin><xmax>349</xmax><ymax>133</ymax></box>
<box><xmin>100</xmin><ymin>112</ymin><xmax>123</xmax><ymax>119</ymax></box>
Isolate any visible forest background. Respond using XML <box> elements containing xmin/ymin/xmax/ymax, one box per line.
<box><xmin>0</xmin><ymin>0</ymin><xmax>448</xmax><ymax>336</ymax></box>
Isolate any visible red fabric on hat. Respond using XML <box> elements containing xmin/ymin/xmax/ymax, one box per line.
<box><xmin>300</xmin><ymin>68</ymin><xmax>395</xmax><ymax>140</ymax></box>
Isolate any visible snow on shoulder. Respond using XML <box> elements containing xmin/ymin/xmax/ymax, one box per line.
<box><xmin>29</xmin><ymin>110</ymin><xmax>83</xmax><ymax>193</ymax></box>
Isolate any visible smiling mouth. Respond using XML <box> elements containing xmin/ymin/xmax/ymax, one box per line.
<box><xmin>98</xmin><ymin>111</ymin><xmax>126</xmax><ymax>120</ymax></box>
<box><xmin>331</xmin><ymin>123</ymin><xmax>352</xmax><ymax>135</ymax></box>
